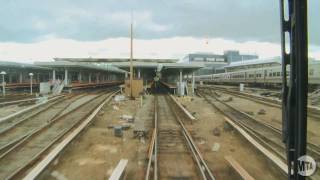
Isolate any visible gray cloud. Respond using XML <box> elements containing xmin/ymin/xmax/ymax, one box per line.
<box><xmin>0</xmin><ymin>0</ymin><xmax>319</xmax><ymax>45</ymax></box>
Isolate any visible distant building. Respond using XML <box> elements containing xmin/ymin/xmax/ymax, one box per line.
<box><xmin>223</xmin><ymin>50</ymin><xmax>259</xmax><ymax>63</ymax></box>
<box><xmin>182</xmin><ymin>53</ymin><xmax>226</xmax><ymax>63</ymax></box>
<box><xmin>181</xmin><ymin>50</ymin><xmax>259</xmax><ymax>75</ymax></box>
<box><xmin>181</xmin><ymin>53</ymin><xmax>227</xmax><ymax>75</ymax></box>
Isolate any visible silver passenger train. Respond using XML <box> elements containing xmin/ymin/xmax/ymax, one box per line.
<box><xmin>195</xmin><ymin>62</ymin><xmax>320</xmax><ymax>87</ymax></box>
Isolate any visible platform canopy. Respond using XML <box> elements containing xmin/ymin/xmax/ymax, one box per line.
<box><xmin>51</xmin><ymin>58</ymin><xmax>204</xmax><ymax>74</ymax></box>
<box><xmin>0</xmin><ymin>61</ymin><xmax>51</xmax><ymax>71</ymax></box>
<box><xmin>54</xmin><ymin>57</ymin><xmax>179</xmax><ymax>63</ymax></box>
<box><xmin>34</xmin><ymin>61</ymin><xmax>127</xmax><ymax>74</ymax></box>
<box><xmin>110</xmin><ymin>61</ymin><xmax>204</xmax><ymax>73</ymax></box>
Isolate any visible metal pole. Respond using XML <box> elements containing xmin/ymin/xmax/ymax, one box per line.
<box><xmin>19</xmin><ymin>72</ymin><xmax>23</xmax><ymax>83</ymax></box>
<box><xmin>78</xmin><ymin>71</ymin><xmax>82</xmax><ymax>83</ymax></box>
<box><xmin>64</xmin><ymin>69</ymin><xmax>68</xmax><ymax>85</ymax></box>
<box><xmin>192</xmin><ymin>72</ymin><xmax>195</xmax><ymax>96</ymax></box>
<box><xmin>52</xmin><ymin>70</ymin><xmax>56</xmax><ymax>81</ymax></box>
<box><xmin>280</xmin><ymin>0</ymin><xmax>308</xmax><ymax>179</ymax></box>
<box><xmin>30</xmin><ymin>76</ymin><xmax>33</xmax><ymax>95</ymax></box>
<box><xmin>96</xmin><ymin>73</ymin><xmax>99</xmax><ymax>83</ymax></box>
<box><xmin>130</xmin><ymin>17</ymin><xmax>134</xmax><ymax>98</ymax></box>
<box><xmin>180</xmin><ymin>70</ymin><xmax>182</xmax><ymax>84</ymax></box>
<box><xmin>2</xmin><ymin>75</ymin><xmax>5</xmax><ymax>97</ymax></box>
<box><xmin>179</xmin><ymin>69</ymin><xmax>183</xmax><ymax>95</ymax></box>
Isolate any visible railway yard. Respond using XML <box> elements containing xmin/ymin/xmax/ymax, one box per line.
<box><xmin>0</xmin><ymin>52</ymin><xmax>319</xmax><ymax>180</ymax></box>
<box><xmin>0</xmin><ymin>82</ymin><xmax>318</xmax><ymax>180</ymax></box>
<box><xmin>1</xmin><ymin>0</ymin><xmax>319</xmax><ymax>179</ymax></box>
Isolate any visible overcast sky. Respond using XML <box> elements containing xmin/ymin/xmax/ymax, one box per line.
<box><xmin>0</xmin><ymin>0</ymin><xmax>319</xmax><ymax>62</ymax></box>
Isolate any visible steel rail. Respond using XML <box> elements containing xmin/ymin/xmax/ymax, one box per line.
<box><xmin>200</xmin><ymin>89</ymin><xmax>320</xmax><ymax>158</ymax></box>
<box><xmin>0</xmin><ymin>94</ymin><xmax>80</xmax><ymax>133</ymax></box>
<box><xmin>154</xmin><ymin>96</ymin><xmax>158</xmax><ymax>180</ymax></box>
<box><xmin>0</xmin><ymin>92</ymin><xmax>105</xmax><ymax>160</ymax></box>
<box><xmin>201</xmin><ymin>86</ymin><xmax>320</xmax><ymax>119</ymax></box>
<box><xmin>0</xmin><ymin>95</ymin><xmax>35</xmax><ymax>104</ymax></box>
<box><xmin>0</xmin><ymin>97</ymin><xmax>38</xmax><ymax>107</ymax></box>
<box><xmin>166</xmin><ymin>95</ymin><xmax>215</xmax><ymax>180</ymax></box>
<box><xmin>145</xmin><ymin>95</ymin><xmax>158</xmax><ymax>180</ymax></box>
<box><xmin>0</xmin><ymin>90</ymin><xmax>117</xmax><ymax>179</ymax></box>
<box><xmin>198</xmin><ymin>89</ymin><xmax>320</xmax><ymax>179</ymax></box>
<box><xmin>0</xmin><ymin>96</ymin><xmax>59</xmax><ymax>107</ymax></box>
<box><xmin>200</xmin><ymin>89</ymin><xmax>320</xmax><ymax>157</ymax></box>
<box><xmin>0</xmin><ymin>94</ymin><xmax>86</xmax><ymax>156</ymax></box>
<box><xmin>21</xmin><ymin>90</ymin><xmax>119</xmax><ymax>180</ymax></box>
<box><xmin>0</xmin><ymin>95</ymin><xmax>64</xmax><ymax>123</ymax></box>
<box><xmin>199</xmin><ymin>90</ymin><xmax>288</xmax><ymax>175</ymax></box>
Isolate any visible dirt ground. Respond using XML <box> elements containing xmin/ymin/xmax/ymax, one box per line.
<box><xmin>42</xmin><ymin>94</ymin><xmax>154</xmax><ymax>180</ymax></box>
<box><xmin>37</xmin><ymin>93</ymin><xmax>287</xmax><ymax>180</ymax></box>
<box><xmin>175</xmin><ymin>96</ymin><xmax>286</xmax><ymax>180</ymax></box>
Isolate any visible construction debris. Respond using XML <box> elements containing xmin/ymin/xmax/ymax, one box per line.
<box><xmin>114</xmin><ymin>95</ymin><xmax>126</xmax><ymax>102</ymax></box>
<box><xmin>245</xmin><ymin>111</ymin><xmax>254</xmax><ymax>116</ymax></box>
<box><xmin>212</xmin><ymin>127</ymin><xmax>221</xmax><ymax>136</ymax></box>
<box><xmin>223</xmin><ymin>97</ymin><xmax>233</xmax><ymax>102</ymax></box>
<box><xmin>258</xmin><ymin>109</ymin><xmax>266</xmax><ymax>115</ymax></box>
<box><xmin>108</xmin><ymin>124</ymin><xmax>131</xmax><ymax>130</ymax></box>
<box><xmin>120</xmin><ymin>115</ymin><xmax>134</xmax><ymax>123</ymax></box>
<box><xmin>114</xmin><ymin>126</ymin><xmax>123</xmax><ymax>137</ymax></box>
<box><xmin>211</xmin><ymin>142</ymin><xmax>221</xmax><ymax>152</ymax></box>
<box><xmin>260</xmin><ymin>92</ymin><xmax>272</xmax><ymax>97</ymax></box>
<box><xmin>113</xmin><ymin>105</ymin><xmax>119</xmax><ymax>110</ymax></box>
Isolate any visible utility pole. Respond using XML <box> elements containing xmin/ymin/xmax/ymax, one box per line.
<box><xmin>280</xmin><ymin>0</ymin><xmax>308</xmax><ymax>179</ymax></box>
<box><xmin>129</xmin><ymin>13</ymin><xmax>134</xmax><ymax>99</ymax></box>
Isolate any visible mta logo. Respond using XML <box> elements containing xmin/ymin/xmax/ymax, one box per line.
<box><xmin>297</xmin><ymin>155</ymin><xmax>316</xmax><ymax>176</ymax></box>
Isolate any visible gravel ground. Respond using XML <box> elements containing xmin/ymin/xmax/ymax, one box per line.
<box><xmin>28</xmin><ymin>93</ymin><xmax>287</xmax><ymax>179</ymax></box>
<box><xmin>43</xmin><ymin>95</ymin><xmax>154</xmax><ymax>180</ymax></box>
<box><xmin>175</xmin><ymin>96</ymin><xmax>285</xmax><ymax>180</ymax></box>
<box><xmin>200</xmin><ymin>84</ymin><xmax>319</xmax><ymax>106</ymax></box>
<box><xmin>214</xmin><ymin>90</ymin><xmax>320</xmax><ymax>146</ymax></box>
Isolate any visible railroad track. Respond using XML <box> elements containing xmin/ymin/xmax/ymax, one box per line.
<box><xmin>200</xmin><ymin>86</ymin><xmax>320</xmax><ymax>119</ymax></box>
<box><xmin>0</xmin><ymin>94</ymin><xmax>35</xmax><ymax>103</ymax></box>
<box><xmin>0</xmin><ymin>95</ymin><xmax>64</xmax><ymax>107</ymax></box>
<box><xmin>197</xmin><ymin>89</ymin><xmax>320</xmax><ymax>179</ymax></box>
<box><xmin>145</xmin><ymin>95</ymin><xmax>214</xmax><ymax>180</ymax></box>
<box><xmin>200</xmin><ymin>87</ymin><xmax>320</xmax><ymax>151</ymax></box>
<box><xmin>0</xmin><ymin>89</ymin><xmax>117</xmax><ymax>179</ymax></box>
<box><xmin>0</xmin><ymin>93</ymin><xmax>86</xmax><ymax>155</ymax></box>
<box><xmin>0</xmin><ymin>97</ymin><xmax>52</xmax><ymax>107</ymax></box>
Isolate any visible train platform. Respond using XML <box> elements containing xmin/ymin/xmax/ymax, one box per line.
<box><xmin>68</xmin><ymin>81</ymin><xmax>123</xmax><ymax>90</ymax></box>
